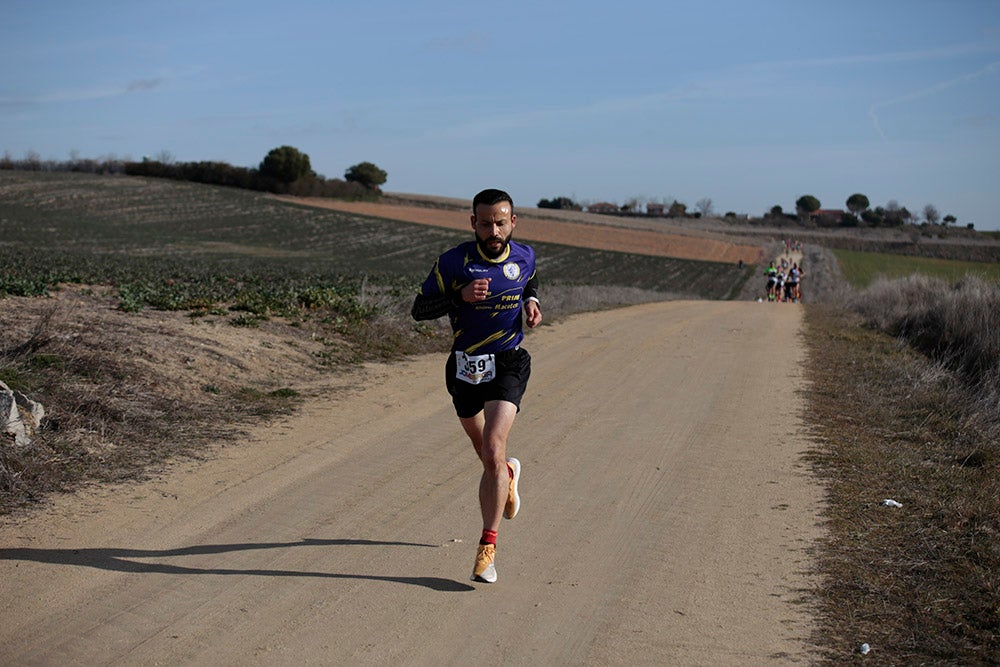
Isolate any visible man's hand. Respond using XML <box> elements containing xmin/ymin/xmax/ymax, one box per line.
<box><xmin>461</xmin><ymin>278</ymin><xmax>491</xmax><ymax>302</ymax></box>
<box><xmin>524</xmin><ymin>300</ymin><xmax>542</xmax><ymax>328</ymax></box>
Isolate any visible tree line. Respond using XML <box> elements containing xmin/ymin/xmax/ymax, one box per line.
<box><xmin>785</xmin><ymin>193</ymin><xmax>963</xmax><ymax>229</ymax></box>
<box><xmin>1</xmin><ymin>146</ymin><xmax>387</xmax><ymax>200</ymax></box>
<box><xmin>537</xmin><ymin>192</ymin><xmax>966</xmax><ymax>229</ymax></box>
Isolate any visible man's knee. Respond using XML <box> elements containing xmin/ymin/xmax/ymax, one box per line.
<box><xmin>478</xmin><ymin>441</ymin><xmax>507</xmax><ymax>470</ymax></box>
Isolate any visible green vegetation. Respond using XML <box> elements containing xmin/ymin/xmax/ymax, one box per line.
<box><xmin>795</xmin><ymin>193</ymin><xmax>821</xmax><ymax>217</ymax></box>
<box><xmin>537</xmin><ymin>196</ymin><xmax>581</xmax><ymax>210</ymax></box>
<box><xmin>0</xmin><ymin>171</ymin><xmax>753</xmax><ymax>305</ymax></box>
<box><xmin>5</xmin><ymin>145</ymin><xmax>386</xmax><ymax>201</ymax></box>
<box><xmin>344</xmin><ymin>161</ymin><xmax>388</xmax><ymax>191</ymax></box>
<box><xmin>832</xmin><ymin>248</ymin><xmax>1000</xmax><ymax>288</ymax></box>
<box><xmin>258</xmin><ymin>145</ymin><xmax>314</xmax><ymax>184</ymax></box>
<box><xmin>845</xmin><ymin>192</ymin><xmax>869</xmax><ymax>218</ymax></box>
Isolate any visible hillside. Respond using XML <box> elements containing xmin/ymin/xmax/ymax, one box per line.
<box><xmin>0</xmin><ymin>171</ymin><xmax>756</xmax><ymax>303</ymax></box>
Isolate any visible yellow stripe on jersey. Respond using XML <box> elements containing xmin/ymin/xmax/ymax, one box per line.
<box><xmin>466</xmin><ymin>329</ymin><xmax>511</xmax><ymax>354</ymax></box>
<box><xmin>432</xmin><ymin>260</ymin><xmax>445</xmax><ymax>294</ymax></box>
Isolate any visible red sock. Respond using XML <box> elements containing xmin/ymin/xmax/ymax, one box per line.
<box><xmin>480</xmin><ymin>529</ymin><xmax>497</xmax><ymax>545</ymax></box>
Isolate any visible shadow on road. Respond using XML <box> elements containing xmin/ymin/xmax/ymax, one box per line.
<box><xmin>0</xmin><ymin>537</ymin><xmax>474</xmax><ymax>592</ymax></box>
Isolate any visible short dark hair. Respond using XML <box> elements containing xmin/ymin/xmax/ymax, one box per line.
<box><xmin>472</xmin><ymin>188</ymin><xmax>513</xmax><ymax>212</ymax></box>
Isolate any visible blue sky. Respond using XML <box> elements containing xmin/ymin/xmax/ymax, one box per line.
<box><xmin>3</xmin><ymin>1</ymin><xmax>999</xmax><ymax>228</ymax></box>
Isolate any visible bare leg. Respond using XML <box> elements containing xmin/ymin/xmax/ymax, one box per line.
<box><xmin>460</xmin><ymin>400</ymin><xmax>518</xmax><ymax>533</ymax></box>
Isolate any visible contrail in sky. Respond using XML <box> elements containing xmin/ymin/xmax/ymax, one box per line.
<box><xmin>869</xmin><ymin>61</ymin><xmax>999</xmax><ymax>141</ymax></box>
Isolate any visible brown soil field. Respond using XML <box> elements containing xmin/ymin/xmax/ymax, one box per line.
<box><xmin>276</xmin><ymin>196</ymin><xmax>764</xmax><ymax>265</ymax></box>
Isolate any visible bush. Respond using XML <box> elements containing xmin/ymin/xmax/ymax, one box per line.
<box><xmin>850</xmin><ymin>274</ymin><xmax>1000</xmax><ymax>401</ymax></box>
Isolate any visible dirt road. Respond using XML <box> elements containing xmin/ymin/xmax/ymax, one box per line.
<box><xmin>0</xmin><ymin>300</ymin><xmax>822</xmax><ymax>665</ymax></box>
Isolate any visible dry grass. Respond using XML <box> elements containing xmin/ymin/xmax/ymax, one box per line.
<box><xmin>0</xmin><ymin>300</ymin><xmax>299</xmax><ymax>508</ymax></box>
<box><xmin>803</xmin><ymin>300</ymin><xmax>1000</xmax><ymax>664</ymax></box>
<box><xmin>849</xmin><ymin>275</ymin><xmax>1000</xmax><ymax>405</ymax></box>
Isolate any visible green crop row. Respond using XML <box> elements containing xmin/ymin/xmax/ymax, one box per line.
<box><xmin>0</xmin><ymin>246</ymin><xmax>395</xmax><ymax>327</ymax></box>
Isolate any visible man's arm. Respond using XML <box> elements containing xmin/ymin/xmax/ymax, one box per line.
<box><xmin>411</xmin><ymin>292</ymin><xmax>457</xmax><ymax>321</ymax></box>
<box><xmin>524</xmin><ymin>275</ymin><xmax>539</xmax><ymax>303</ymax></box>
<box><xmin>523</xmin><ymin>274</ymin><xmax>542</xmax><ymax>328</ymax></box>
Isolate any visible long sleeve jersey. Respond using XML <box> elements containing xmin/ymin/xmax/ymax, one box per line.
<box><xmin>411</xmin><ymin>240</ymin><xmax>538</xmax><ymax>354</ymax></box>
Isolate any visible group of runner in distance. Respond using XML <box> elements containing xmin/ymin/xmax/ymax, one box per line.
<box><xmin>763</xmin><ymin>242</ymin><xmax>805</xmax><ymax>303</ymax></box>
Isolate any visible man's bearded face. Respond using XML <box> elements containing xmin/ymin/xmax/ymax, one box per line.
<box><xmin>472</xmin><ymin>202</ymin><xmax>515</xmax><ymax>259</ymax></box>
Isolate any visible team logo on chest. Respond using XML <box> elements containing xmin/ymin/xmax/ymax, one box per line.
<box><xmin>503</xmin><ymin>262</ymin><xmax>521</xmax><ymax>281</ymax></box>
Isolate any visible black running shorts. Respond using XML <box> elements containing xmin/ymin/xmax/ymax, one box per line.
<box><xmin>445</xmin><ymin>347</ymin><xmax>531</xmax><ymax>419</ymax></box>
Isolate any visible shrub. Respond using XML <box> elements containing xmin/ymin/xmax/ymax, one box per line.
<box><xmin>851</xmin><ymin>274</ymin><xmax>1000</xmax><ymax>402</ymax></box>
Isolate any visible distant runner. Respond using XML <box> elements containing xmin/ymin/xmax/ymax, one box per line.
<box><xmin>786</xmin><ymin>263</ymin><xmax>801</xmax><ymax>303</ymax></box>
<box><xmin>791</xmin><ymin>262</ymin><xmax>805</xmax><ymax>302</ymax></box>
<box><xmin>765</xmin><ymin>262</ymin><xmax>778</xmax><ymax>302</ymax></box>
<box><xmin>411</xmin><ymin>188</ymin><xmax>542</xmax><ymax>584</ymax></box>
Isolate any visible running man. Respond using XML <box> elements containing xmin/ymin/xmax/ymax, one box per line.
<box><xmin>411</xmin><ymin>188</ymin><xmax>542</xmax><ymax>584</ymax></box>
<box><xmin>792</xmin><ymin>262</ymin><xmax>805</xmax><ymax>302</ymax></box>
<box><xmin>764</xmin><ymin>261</ymin><xmax>778</xmax><ymax>301</ymax></box>
<box><xmin>787</xmin><ymin>263</ymin><xmax>801</xmax><ymax>303</ymax></box>
<box><xmin>774</xmin><ymin>267</ymin><xmax>786</xmax><ymax>302</ymax></box>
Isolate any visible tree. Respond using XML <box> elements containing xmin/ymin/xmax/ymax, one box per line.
<box><xmin>344</xmin><ymin>161</ymin><xmax>388</xmax><ymax>190</ymax></box>
<box><xmin>155</xmin><ymin>149</ymin><xmax>175</xmax><ymax>165</ymax></box>
<box><xmin>846</xmin><ymin>193</ymin><xmax>870</xmax><ymax>219</ymax></box>
<box><xmin>923</xmin><ymin>203</ymin><xmax>940</xmax><ymax>225</ymax></box>
<box><xmin>862</xmin><ymin>208</ymin><xmax>884</xmax><ymax>226</ymax></box>
<box><xmin>695</xmin><ymin>197</ymin><xmax>713</xmax><ymax>217</ymax></box>
<box><xmin>667</xmin><ymin>200</ymin><xmax>688</xmax><ymax>218</ymax></box>
<box><xmin>943</xmin><ymin>214</ymin><xmax>957</xmax><ymax>226</ymax></box>
<box><xmin>795</xmin><ymin>195</ymin><xmax>821</xmax><ymax>220</ymax></box>
<box><xmin>768</xmin><ymin>205</ymin><xmax>784</xmax><ymax>219</ymax></box>
<box><xmin>259</xmin><ymin>146</ymin><xmax>313</xmax><ymax>184</ymax></box>
<box><xmin>882</xmin><ymin>203</ymin><xmax>911</xmax><ymax>227</ymax></box>
<box><xmin>538</xmin><ymin>196</ymin><xmax>580</xmax><ymax>210</ymax></box>
<box><xmin>621</xmin><ymin>197</ymin><xmax>642</xmax><ymax>213</ymax></box>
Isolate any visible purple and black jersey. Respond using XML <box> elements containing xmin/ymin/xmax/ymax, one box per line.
<box><xmin>413</xmin><ymin>240</ymin><xmax>538</xmax><ymax>354</ymax></box>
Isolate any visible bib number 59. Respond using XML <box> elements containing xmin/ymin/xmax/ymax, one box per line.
<box><xmin>455</xmin><ymin>351</ymin><xmax>496</xmax><ymax>385</ymax></box>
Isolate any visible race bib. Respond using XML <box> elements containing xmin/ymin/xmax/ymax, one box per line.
<box><xmin>455</xmin><ymin>351</ymin><xmax>496</xmax><ymax>385</ymax></box>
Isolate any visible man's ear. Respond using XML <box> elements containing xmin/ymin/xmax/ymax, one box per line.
<box><xmin>470</xmin><ymin>214</ymin><xmax>477</xmax><ymax>230</ymax></box>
